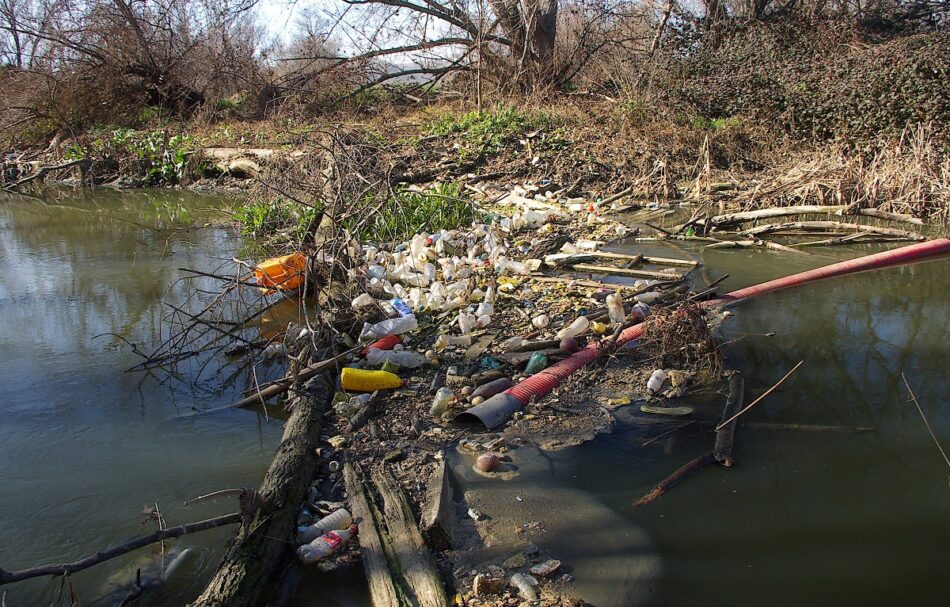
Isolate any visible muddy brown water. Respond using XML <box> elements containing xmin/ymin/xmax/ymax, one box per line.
<box><xmin>1</xmin><ymin>191</ymin><xmax>948</xmax><ymax>606</ymax></box>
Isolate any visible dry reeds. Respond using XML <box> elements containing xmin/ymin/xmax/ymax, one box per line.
<box><xmin>735</xmin><ymin>126</ymin><xmax>949</xmax><ymax>222</ymax></box>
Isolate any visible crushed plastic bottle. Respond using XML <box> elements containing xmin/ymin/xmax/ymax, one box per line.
<box><xmin>296</xmin><ymin>524</ymin><xmax>358</xmax><ymax>564</ymax></box>
<box><xmin>606</xmin><ymin>292</ymin><xmax>625</xmax><ymax>324</ymax></box>
<box><xmin>510</xmin><ymin>573</ymin><xmax>539</xmax><ymax>601</ymax></box>
<box><xmin>297</xmin><ymin>509</ymin><xmax>354</xmax><ymax>545</ymax></box>
<box><xmin>365</xmin><ymin>348</ymin><xmax>427</xmax><ymax>369</ymax></box>
<box><xmin>500</xmin><ymin>336</ymin><xmax>528</xmax><ymax>351</ymax></box>
<box><xmin>634</xmin><ymin>291</ymin><xmax>663</xmax><ymax>304</ymax></box>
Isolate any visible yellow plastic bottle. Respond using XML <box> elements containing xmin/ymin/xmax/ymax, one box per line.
<box><xmin>341</xmin><ymin>368</ymin><xmax>402</xmax><ymax>392</ymax></box>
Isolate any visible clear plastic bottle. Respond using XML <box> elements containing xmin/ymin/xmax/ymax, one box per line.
<box><xmin>606</xmin><ymin>292</ymin><xmax>625</xmax><ymax>324</ymax></box>
<box><xmin>365</xmin><ymin>348</ymin><xmax>427</xmax><ymax>368</ymax></box>
<box><xmin>430</xmin><ymin>388</ymin><xmax>455</xmax><ymax>417</ymax></box>
<box><xmin>297</xmin><ymin>509</ymin><xmax>354</xmax><ymax>545</ymax></box>
<box><xmin>296</xmin><ymin>524</ymin><xmax>358</xmax><ymax>563</ymax></box>
<box><xmin>635</xmin><ymin>291</ymin><xmax>662</xmax><ymax>304</ymax></box>
<box><xmin>360</xmin><ymin>315</ymin><xmax>418</xmax><ymax>341</ymax></box>
<box><xmin>558</xmin><ymin>316</ymin><xmax>590</xmax><ymax>339</ymax></box>
<box><xmin>500</xmin><ymin>336</ymin><xmax>528</xmax><ymax>351</ymax></box>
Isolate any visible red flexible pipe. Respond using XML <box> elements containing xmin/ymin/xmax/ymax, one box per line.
<box><xmin>506</xmin><ymin>238</ymin><xmax>950</xmax><ymax>407</ymax></box>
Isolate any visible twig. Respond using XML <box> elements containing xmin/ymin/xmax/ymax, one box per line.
<box><xmin>901</xmin><ymin>373</ymin><xmax>950</xmax><ymax>476</ymax></box>
<box><xmin>0</xmin><ymin>513</ymin><xmax>241</xmax><ymax>586</ymax></box>
<box><xmin>716</xmin><ymin>361</ymin><xmax>804</xmax><ymax>431</ymax></box>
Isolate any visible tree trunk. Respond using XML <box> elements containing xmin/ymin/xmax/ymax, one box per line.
<box><xmin>190</xmin><ymin>374</ymin><xmax>332</xmax><ymax>607</ymax></box>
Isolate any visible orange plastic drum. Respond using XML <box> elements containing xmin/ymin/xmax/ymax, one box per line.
<box><xmin>254</xmin><ymin>252</ymin><xmax>307</xmax><ymax>292</ymax></box>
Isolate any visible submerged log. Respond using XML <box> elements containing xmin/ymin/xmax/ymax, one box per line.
<box><xmin>190</xmin><ymin>374</ymin><xmax>332</xmax><ymax>607</ymax></box>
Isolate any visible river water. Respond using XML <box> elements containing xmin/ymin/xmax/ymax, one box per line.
<box><xmin>1</xmin><ymin>190</ymin><xmax>947</xmax><ymax>606</ymax></box>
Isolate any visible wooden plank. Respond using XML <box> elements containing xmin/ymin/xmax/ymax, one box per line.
<box><xmin>714</xmin><ymin>373</ymin><xmax>744</xmax><ymax>467</ymax></box>
<box><xmin>372</xmin><ymin>467</ymin><xmax>449</xmax><ymax>607</ymax></box>
<box><xmin>344</xmin><ymin>465</ymin><xmax>401</xmax><ymax>607</ymax></box>
<box><xmin>420</xmin><ymin>460</ymin><xmax>455</xmax><ymax>552</ymax></box>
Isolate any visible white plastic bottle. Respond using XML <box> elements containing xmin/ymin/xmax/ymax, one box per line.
<box><xmin>296</xmin><ymin>525</ymin><xmax>358</xmax><ymax>563</ymax></box>
<box><xmin>606</xmin><ymin>292</ymin><xmax>625</xmax><ymax>324</ymax></box>
<box><xmin>351</xmin><ymin>293</ymin><xmax>374</xmax><ymax>307</ymax></box>
<box><xmin>457</xmin><ymin>312</ymin><xmax>476</xmax><ymax>334</ymax></box>
<box><xmin>646</xmin><ymin>369</ymin><xmax>668</xmax><ymax>395</ymax></box>
<box><xmin>434</xmin><ymin>334</ymin><xmax>473</xmax><ymax>351</ymax></box>
<box><xmin>297</xmin><ymin>509</ymin><xmax>354</xmax><ymax>545</ymax></box>
<box><xmin>531</xmin><ymin>314</ymin><xmax>550</xmax><ymax>329</ymax></box>
<box><xmin>558</xmin><ymin>316</ymin><xmax>590</xmax><ymax>339</ymax></box>
<box><xmin>635</xmin><ymin>291</ymin><xmax>663</xmax><ymax>304</ymax></box>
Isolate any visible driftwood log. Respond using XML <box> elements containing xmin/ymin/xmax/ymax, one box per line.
<box><xmin>737</xmin><ymin>220</ymin><xmax>924</xmax><ymax>241</ymax></box>
<box><xmin>189</xmin><ymin>374</ymin><xmax>332</xmax><ymax>607</ymax></box>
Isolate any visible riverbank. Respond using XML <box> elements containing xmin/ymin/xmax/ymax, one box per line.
<box><xmin>4</xmin><ymin>98</ymin><xmax>948</xmax><ymax>226</ymax></box>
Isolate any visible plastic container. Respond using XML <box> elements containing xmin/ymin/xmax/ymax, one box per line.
<box><xmin>631</xmin><ymin>302</ymin><xmax>652</xmax><ymax>319</ymax></box>
<box><xmin>341</xmin><ymin>368</ymin><xmax>402</xmax><ymax>392</ymax></box>
<box><xmin>297</xmin><ymin>509</ymin><xmax>353</xmax><ymax>545</ymax></box>
<box><xmin>360</xmin><ymin>315</ymin><xmax>418</xmax><ymax>341</ymax></box>
<box><xmin>296</xmin><ymin>524</ymin><xmax>358</xmax><ymax>564</ymax></box>
<box><xmin>500</xmin><ymin>336</ymin><xmax>528</xmax><ymax>351</ymax></box>
<box><xmin>510</xmin><ymin>573</ymin><xmax>539</xmax><ymax>601</ymax></box>
<box><xmin>360</xmin><ymin>334</ymin><xmax>401</xmax><ymax>356</ymax></box>
<box><xmin>351</xmin><ymin>293</ymin><xmax>374</xmax><ymax>307</ymax></box>
<box><xmin>558</xmin><ymin>316</ymin><xmax>590</xmax><ymax>339</ymax></box>
<box><xmin>646</xmin><ymin>369</ymin><xmax>668</xmax><ymax>395</ymax></box>
<box><xmin>531</xmin><ymin>314</ymin><xmax>550</xmax><ymax>329</ymax></box>
<box><xmin>434</xmin><ymin>334</ymin><xmax>473</xmax><ymax>351</ymax></box>
<box><xmin>457</xmin><ymin>312</ymin><xmax>476</xmax><ymax>334</ymax></box>
<box><xmin>365</xmin><ymin>348</ymin><xmax>427</xmax><ymax>369</ymax></box>
<box><xmin>524</xmin><ymin>352</ymin><xmax>548</xmax><ymax>374</ymax></box>
<box><xmin>430</xmin><ymin>388</ymin><xmax>455</xmax><ymax>417</ymax></box>
<box><xmin>606</xmin><ymin>292</ymin><xmax>625</xmax><ymax>324</ymax></box>
<box><xmin>254</xmin><ymin>252</ymin><xmax>307</xmax><ymax>291</ymax></box>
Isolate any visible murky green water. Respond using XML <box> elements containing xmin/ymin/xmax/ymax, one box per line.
<box><xmin>0</xmin><ymin>189</ymin><xmax>287</xmax><ymax>605</ymax></box>
<box><xmin>1</xmin><ymin>191</ymin><xmax>947</xmax><ymax>606</ymax></box>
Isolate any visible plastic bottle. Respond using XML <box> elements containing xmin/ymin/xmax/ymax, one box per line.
<box><xmin>390</xmin><ymin>298</ymin><xmax>413</xmax><ymax>317</ymax></box>
<box><xmin>297</xmin><ymin>509</ymin><xmax>354</xmax><ymax>545</ymax></box>
<box><xmin>351</xmin><ymin>293</ymin><xmax>374</xmax><ymax>308</ymax></box>
<box><xmin>365</xmin><ymin>348</ymin><xmax>427</xmax><ymax>369</ymax></box>
<box><xmin>296</xmin><ymin>524</ymin><xmax>358</xmax><ymax>564</ymax></box>
<box><xmin>475</xmin><ymin>302</ymin><xmax>494</xmax><ymax>317</ymax></box>
<box><xmin>646</xmin><ymin>369</ymin><xmax>668</xmax><ymax>395</ymax></box>
<box><xmin>430</xmin><ymin>388</ymin><xmax>455</xmax><ymax>417</ymax></box>
<box><xmin>635</xmin><ymin>291</ymin><xmax>663</xmax><ymax>304</ymax></box>
<box><xmin>457</xmin><ymin>312</ymin><xmax>476</xmax><ymax>334</ymax></box>
<box><xmin>500</xmin><ymin>336</ymin><xmax>528</xmax><ymax>351</ymax></box>
<box><xmin>341</xmin><ymin>368</ymin><xmax>402</xmax><ymax>392</ymax></box>
<box><xmin>510</xmin><ymin>573</ymin><xmax>539</xmax><ymax>601</ymax></box>
<box><xmin>558</xmin><ymin>316</ymin><xmax>590</xmax><ymax>339</ymax></box>
<box><xmin>524</xmin><ymin>352</ymin><xmax>548</xmax><ymax>374</ymax></box>
<box><xmin>531</xmin><ymin>314</ymin><xmax>550</xmax><ymax>329</ymax></box>
<box><xmin>434</xmin><ymin>334</ymin><xmax>473</xmax><ymax>351</ymax></box>
<box><xmin>360</xmin><ymin>315</ymin><xmax>418</xmax><ymax>341</ymax></box>
<box><xmin>360</xmin><ymin>334</ymin><xmax>401</xmax><ymax>355</ymax></box>
<box><xmin>606</xmin><ymin>292</ymin><xmax>625</xmax><ymax>324</ymax></box>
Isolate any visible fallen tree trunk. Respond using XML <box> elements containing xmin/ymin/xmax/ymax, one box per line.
<box><xmin>190</xmin><ymin>374</ymin><xmax>332</xmax><ymax>607</ymax></box>
<box><xmin>0</xmin><ymin>513</ymin><xmax>241</xmax><ymax>586</ymax></box>
<box><xmin>3</xmin><ymin>159</ymin><xmax>87</xmax><ymax>191</ymax></box>
<box><xmin>678</xmin><ymin>205</ymin><xmax>849</xmax><ymax>232</ymax></box>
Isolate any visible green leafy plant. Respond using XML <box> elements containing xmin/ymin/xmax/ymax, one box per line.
<box><xmin>426</xmin><ymin>106</ymin><xmax>554</xmax><ymax>158</ymax></box>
